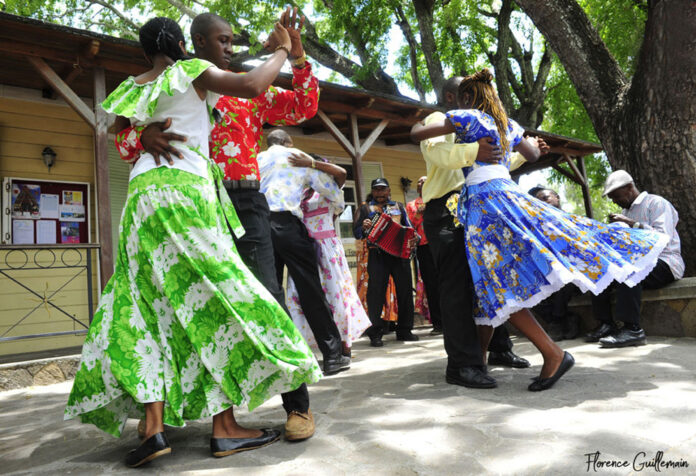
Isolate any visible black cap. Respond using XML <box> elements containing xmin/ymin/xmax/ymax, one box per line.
<box><xmin>371</xmin><ymin>177</ymin><xmax>389</xmax><ymax>188</ymax></box>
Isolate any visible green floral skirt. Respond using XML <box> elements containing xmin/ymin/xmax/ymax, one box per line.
<box><xmin>64</xmin><ymin>167</ymin><xmax>321</xmax><ymax>436</ymax></box>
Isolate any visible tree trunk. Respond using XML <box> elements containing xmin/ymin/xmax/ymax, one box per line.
<box><xmin>515</xmin><ymin>0</ymin><xmax>696</xmax><ymax>275</ymax></box>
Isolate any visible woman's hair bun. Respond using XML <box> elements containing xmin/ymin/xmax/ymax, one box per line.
<box><xmin>472</xmin><ymin>68</ymin><xmax>494</xmax><ymax>84</ymax></box>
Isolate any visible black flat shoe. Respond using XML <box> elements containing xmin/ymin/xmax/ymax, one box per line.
<box><xmin>125</xmin><ymin>432</ymin><xmax>171</xmax><ymax>468</ymax></box>
<box><xmin>211</xmin><ymin>429</ymin><xmax>281</xmax><ymax>457</ymax></box>
<box><xmin>528</xmin><ymin>352</ymin><xmax>575</xmax><ymax>392</ymax></box>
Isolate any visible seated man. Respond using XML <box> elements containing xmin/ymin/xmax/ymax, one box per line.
<box><xmin>586</xmin><ymin>170</ymin><xmax>685</xmax><ymax>347</ymax></box>
<box><xmin>528</xmin><ymin>186</ymin><xmax>580</xmax><ymax>340</ymax></box>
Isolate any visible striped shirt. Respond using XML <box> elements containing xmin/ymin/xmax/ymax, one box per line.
<box><xmin>624</xmin><ymin>191</ymin><xmax>685</xmax><ymax>279</ymax></box>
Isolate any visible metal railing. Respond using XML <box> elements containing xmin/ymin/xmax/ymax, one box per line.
<box><xmin>0</xmin><ymin>244</ymin><xmax>99</xmax><ymax>342</ymax></box>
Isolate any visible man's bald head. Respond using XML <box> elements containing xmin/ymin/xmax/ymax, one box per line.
<box><xmin>442</xmin><ymin>76</ymin><xmax>464</xmax><ymax>108</ymax></box>
<box><xmin>191</xmin><ymin>13</ymin><xmax>228</xmax><ymax>48</ymax></box>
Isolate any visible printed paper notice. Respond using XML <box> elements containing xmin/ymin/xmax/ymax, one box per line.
<box><xmin>13</xmin><ymin>220</ymin><xmax>35</xmax><ymax>244</ymax></box>
<box><xmin>39</xmin><ymin>194</ymin><xmax>60</xmax><ymax>219</ymax></box>
<box><xmin>60</xmin><ymin>204</ymin><xmax>86</xmax><ymax>222</ymax></box>
<box><xmin>62</xmin><ymin>190</ymin><xmax>83</xmax><ymax>205</ymax></box>
<box><xmin>60</xmin><ymin>222</ymin><xmax>80</xmax><ymax>244</ymax></box>
<box><xmin>37</xmin><ymin>220</ymin><xmax>57</xmax><ymax>244</ymax></box>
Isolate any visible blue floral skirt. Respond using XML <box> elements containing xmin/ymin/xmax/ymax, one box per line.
<box><xmin>463</xmin><ymin>178</ymin><xmax>669</xmax><ymax>327</ymax></box>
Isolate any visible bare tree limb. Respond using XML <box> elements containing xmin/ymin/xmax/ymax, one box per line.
<box><xmin>394</xmin><ymin>3</ymin><xmax>426</xmax><ymax>101</ymax></box>
<box><xmin>89</xmin><ymin>0</ymin><xmax>139</xmax><ymax>32</ymax></box>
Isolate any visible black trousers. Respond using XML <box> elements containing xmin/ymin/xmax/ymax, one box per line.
<box><xmin>423</xmin><ymin>193</ymin><xmax>483</xmax><ymax>368</ymax></box>
<box><xmin>416</xmin><ymin>244</ymin><xmax>442</xmax><ymax>329</ymax></box>
<box><xmin>228</xmin><ymin>190</ymin><xmax>308</xmax><ymax>414</ymax></box>
<box><xmin>365</xmin><ymin>248</ymin><xmax>414</xmax><ymax>336</ymax></box>
<box><xmin>269</xmin><ymin>211</ymin><xmax>342</xmax><ymax>359</ymax></box>
<box><xmin>591</xmin><ymin>259</ymin><xmax>675</xmax><ymax>326</ymax></box>
<box><xmin>533</xmin><ymin>284</ymin><xmax>578</xmax><ymax>324</ymax></box>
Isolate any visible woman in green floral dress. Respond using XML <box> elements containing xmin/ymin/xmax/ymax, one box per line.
<box><xmin>64</xmin><ymin>17</ymin><xmax>322</xmax><ymax>467</ymax></box>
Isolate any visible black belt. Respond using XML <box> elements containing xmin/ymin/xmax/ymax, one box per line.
<box><xmin>223</xmin><ymin>179</ymin><xmax>260</xmax><ymax>191</ymax></box>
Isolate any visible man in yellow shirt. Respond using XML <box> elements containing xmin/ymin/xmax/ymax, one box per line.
<box><xmin>412</xmin><ymin>76</ymin><xmax>530</xmax><ymax>388</ymax></box>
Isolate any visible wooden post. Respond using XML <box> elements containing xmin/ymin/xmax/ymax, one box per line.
<box><xmin>349</xmin><ymin>114</ymin><xmax>365</xmax><ymax>203</ymax></box>
<box><xmin>92</xmin><ymin>66</ymin><xmax>114</xmax><ymax>287</ymax></box>
<box><xmin>316</xmin><ymin>110</ymin><xmax>389</xmax><ymax>205</ymax></box>
<box><xmin>576</xmin><ymin>156</ymin><xmax>594</xmax><ymax>218</ymax></box>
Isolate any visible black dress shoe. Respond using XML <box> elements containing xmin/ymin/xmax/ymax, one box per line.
<box><xmin>211</xmin><ymin>429</ymin><xmax>281</xmax><ymax>457</ymax></box>
<box><xmin>487</xmin><ymin>350</ymin><xmax>531</xmax><ymax>368</ymax></box>
<box><xmin>585</xmin><ymin>322</ymin><xmax>618</xmax><ymax>342</ymax></box>
<box><xmin>528</xmin><ymin>351</ymin><xmax>575</xmax><ymax>391</ymax></box>
<box><xmin>599</xmin><ymin>327</ymin><xmax>646</xmax><ymax>348</ymax></box>
<box><xmin>445</xmin><ymin>366</ymin><xmax>497</xmax><ymax>389</ymax></box>
<box><xmin>369</xmin><ymin>335</ymin><xmax>384</xmax><ymax>347</ymax></box>
<box><xmin>125</xmin><ymin>432</ymin><xmax>171</xmax><ymax>468</ymax></box>
<box><xmin>396</xmin><ymin>331</ymin><xmax>419</xmax><ymax>341</ymax></box>
<box><xmin>323</xmin><ymin>354</ymin><xmax>351</xmax><ymax>375</ymax></box>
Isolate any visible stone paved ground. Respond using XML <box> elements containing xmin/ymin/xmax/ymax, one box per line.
<box><xmin>1</xmin><ymin>331</ymin><xmax>696</xmax><ymax>475</ymax></box>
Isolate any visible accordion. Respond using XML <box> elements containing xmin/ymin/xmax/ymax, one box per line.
<box><xmin>366</xmin><ymin>212</ymin><xmax>420</xmax><ymax>259</ymax></box>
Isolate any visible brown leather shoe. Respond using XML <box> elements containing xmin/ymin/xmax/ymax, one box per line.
<box><xmin>285</xmin><ymin>409</ymin><xmax>315</xmax><ymax>441</ymax></box>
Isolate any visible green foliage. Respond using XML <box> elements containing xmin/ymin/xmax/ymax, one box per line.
<box><xmin>540</xmin><ymin>0</ymin><xmax>647</xmax><ymax>215</ymax></box>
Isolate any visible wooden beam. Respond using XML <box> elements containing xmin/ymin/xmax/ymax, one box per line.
<box><xmin>551</xmin><ymin>163</ymin><xmax>583</xmax><ymax>185</ymax></box>
<box><xmin>318</xmin><ymin>99</ymin><xmax>424</xmax><ymax>124</ymax></box>
<box><xmin>92</xmin><ymin>66</ymin><xmax>114</xmax><ymax>288</ymax></box>
<box><xmin>27</xmin><ymin>56</ymin><xmax>95</xmax><ymax>128</ymax></box>
<box><xmin>359</xmin><ymin>119</ymin><xmax>390</xmax><ymax>157</ymax></box>
<box><xmin>562</xmin><ymin>153</ymin><xmax>586</xmax><ymax>187</ymax></box>
<box><xmin>316</xmin><ymin>109</ymin><xmax>355</xmax><ymax>156</ymax></box>
<box><xmin>1</xmin><ymin>39</ymin><xmax>145</xmax><ymax>76</ymax></box>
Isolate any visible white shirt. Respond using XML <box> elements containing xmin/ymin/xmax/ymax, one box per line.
<box><xmin>624</xmin><ymin>191</ymin><xmax>684</xmax><ymax>279</ymax></box>
<box><xmin>258</xmin><ymin>145</ymin><xmax>345</xmax><ymax>219</ymax></box>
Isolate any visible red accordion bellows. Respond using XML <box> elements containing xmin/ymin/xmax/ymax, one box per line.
<box><xmin>366</xmin><ymin>213</ymin><xmax>419</xmax><ymax>259</ymax></box>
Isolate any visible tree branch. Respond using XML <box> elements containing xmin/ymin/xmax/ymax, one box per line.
<box><xmin>163</xmin><ymin>0</ymin><xmax>197</xmax><ymax>19</ymax></box>
<box><xmin>412</xmin><ymin>0</ymin><xmax>445</xmax><ymax>103</ymax></box>
<box><xmin>514</xmin><ymin>0</ymin><xmax>628</xmax><ymax>121</ymax></box>
<box><xmin>89</xmin><ymin>0</ymin><xmax>139</xmax><ymax>33</ymax></box>
<box><xmin>394</xmin><ymin>3</ymin><xmax>426</xmax><ymax>101</ymax></box>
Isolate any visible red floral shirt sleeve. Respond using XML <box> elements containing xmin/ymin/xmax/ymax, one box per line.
<box><xmin>114</xmin><ymin>125</ymin><xmax>145</xmax><ymax>164</ymax></box>
<box><xmin>258</xmin><ymin>61</ymin><xmax>320</xmax><ymax>126</ymax></box>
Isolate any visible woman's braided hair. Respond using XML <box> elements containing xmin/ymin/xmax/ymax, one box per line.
<box><xmin>458</xmin><ymin>68</ymin><xmax>510</xmax><ymax>152</ymax></box>
<box><xmin>139</xmin><ymin>17</ymin><xmax>188</xmax><ymax>62</ymax></box>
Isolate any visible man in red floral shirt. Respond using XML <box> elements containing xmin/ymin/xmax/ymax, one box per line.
<box><xmin>115</xmin><ymin>11</ymin><xmax>322</xmax><ymax>443</ymax></box>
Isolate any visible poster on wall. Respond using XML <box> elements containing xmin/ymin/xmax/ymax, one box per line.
<box><xmin>13</xmin><ymin>219</ymin><xmax>35</xmax><ymax>244</ymax></box>
<box><xmin>12</xmin><ymin>183</ymin><xmax>41</xmax><ymax>218</ymax></box>
<box><xmin>62</xmin><ymin>190</ymin><xmax>83</xmax><ymax>205</ymax></box>
<box><xmin>39</xmin><ymin>193</ymin><xmax>60</xmax><ymax>219</ymax></box>
<box><xmin>60</xmin><ymin>222</ymin><xmax>80</xmax><ymax>244</ymax></box>
<box><xmin>59</xmin><ymin>204</ymin><xmax>86</xmax><ymax>222</ymax></box>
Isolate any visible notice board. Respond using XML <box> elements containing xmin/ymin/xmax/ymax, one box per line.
<box><xmin>2</xmin><ymin>177</ymin><xmax>91</xmax><ymax>245</ymax></box>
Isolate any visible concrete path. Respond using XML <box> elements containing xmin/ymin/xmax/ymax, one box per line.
<box><xmin>1</xmin><ymin>331</ymin><xmax>695</xmax><ymax>475</ymax></box>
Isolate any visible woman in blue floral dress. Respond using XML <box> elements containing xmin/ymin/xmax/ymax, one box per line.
<box><xmin>412</xmin><ymin>69</ymin><xmax>668</xmax><ymax>391</ymax></box>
